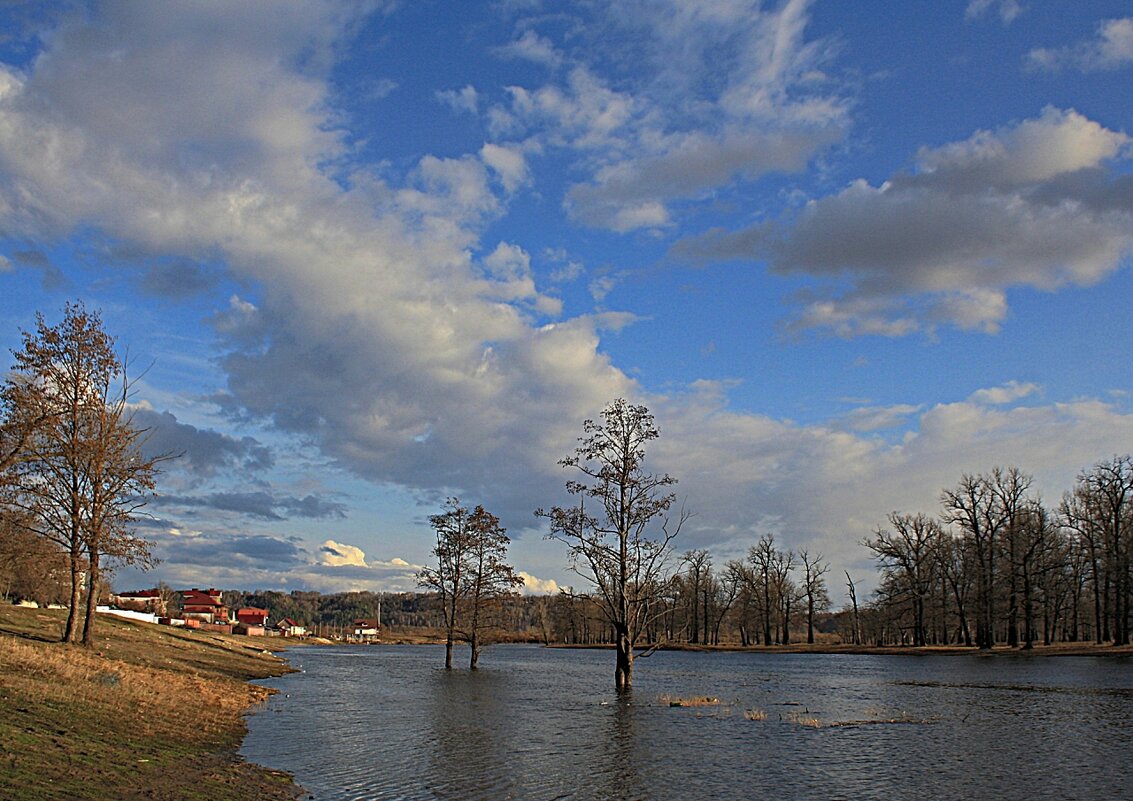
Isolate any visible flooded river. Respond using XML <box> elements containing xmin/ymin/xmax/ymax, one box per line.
<box><xmin>241</xmin><ymin>645</ymin><xmax>1133</xmax><ymax>800</ymax></box>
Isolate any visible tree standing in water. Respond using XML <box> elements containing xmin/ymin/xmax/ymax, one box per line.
<box><xmin>538</xmin><ymin>399</ymin><xmax>686</xmax><ymax>691</ymax></box>
<box><xmin>419</xmin><ymin>498</ymin><xmax>476</xmax><ymax>669</ymax></box>
<box><xmin>418</xmin><ymin>498</ymin><xmax>522</xmax><ymax>669</ymax></box>
<box><xmin>464</xmin><ymin>506</ymin><xmax>523</xmax><ymax>669</ymax></box>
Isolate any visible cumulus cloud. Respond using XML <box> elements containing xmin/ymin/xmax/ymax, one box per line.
<box><xmin>480</xmin><ymin>142</ymin><xmax>531</xmax><ymax>194</ymax></box>
<box><xmin>1027</xmin><ymin>18</ymin><xmax>1133</xmax><ymax>72</ymax></box>
<box><xmin>318</xmin><ymin>539</ymin><xmax>368</xmax><ymax>567</ymax></box>
<box><xmin>675</xmin><ymin>107</ymin><xmax>1133</xmax><ymax>336</ymax></box>
<box><xmin>517</xmin><ymin>571</ymin><xmax>559</xmax><ymax>595</ymax></box>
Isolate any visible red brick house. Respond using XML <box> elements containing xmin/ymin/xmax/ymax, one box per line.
<box><xmin>236</xmin><ymin>607</ymin><xmax>269</xmax><ymax>626</ymax></box>
<box><xmin>180</xmin><ymin>588</ymin><xmax>229</xmax><ymax>625</ymax></box>
<box><xmin>234</xmin><ymin>607</ymin><xmax>269</xmax><ymax>636</ymax></box>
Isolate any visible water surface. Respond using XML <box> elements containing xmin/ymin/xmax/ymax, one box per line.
<box><xmin>242</xmin><ymin>645</ymin><xmax>1133</xmax><ymax>801</ymax></box>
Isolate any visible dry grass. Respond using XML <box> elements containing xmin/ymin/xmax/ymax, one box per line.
<box><xmin>661</xmin><ymin>694</ymin><xmax>721</xmax><ymax>708</ymax></box>
<box><xmin>743</xmin><ymin>708</ymin><xmax>767</xmax><ymax>721</ymax></box>
<box><xmin>784</xmin><ymin>711</ymin><xmax>823</xmax><ymax>728</ymax></box>
<box><xmin>0</xmin><ymin>606</ymin><xmax>299</xmax><ymax>801</ymax></box>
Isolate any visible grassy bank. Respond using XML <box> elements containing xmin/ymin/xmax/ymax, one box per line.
<box><xmin>0</xmin><ymin>605</ymin><xmax>302</xmax><ymax>801</ymax></box>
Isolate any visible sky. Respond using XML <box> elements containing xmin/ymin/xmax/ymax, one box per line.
<box><xmin>1</xmin><ymin>0</ymin><xmax>1132</xmax><ymax>601</ymax></box>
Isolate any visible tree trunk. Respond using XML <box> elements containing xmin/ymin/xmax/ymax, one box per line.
<box><xmin>615</xmin><ymin>627</ymin><xmax>632</xmax><ymax>691</ymax></box>
<box><xmin>64</xmin><ymin>547</ymin><xmax>83</xmax><ymax>643</ymax></box>
<box><xmin>444</xmin><ymin>633</ymin><xmax>454</xmax><ymax>670</ymax></box>
<box><xmin>82</xmin><ymin>552</ymin><xmax>100</xmax><ymax>646</ymax></box>
<box><xmin>469</xmin><ymin>631</ymin><xmax>480</xmax><ymax>670</ymax></box>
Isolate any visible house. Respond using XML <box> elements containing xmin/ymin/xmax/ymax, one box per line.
<box><xmin>180</xmin><ymin>588</ymin><xmax>229</xmax><ymax>625</ymax></box>
<box><xmin>234</xmin><ymin>607</ymin><xmax>269</xmax><ymax>636</ymax></box>
<box><xmin>274</xmin><ymin>617</ymin><xmax>306</xmax><ymax>637</ymax></box>
<box><xmin>236</xmin><ymin>607</ymin><xmax>269</xmax><ymax>626</ymax></box>
<box><xmin>111</xmin><ymin>588</ymin><xmax>168</xmax><ymax>616</ymax></box>
<box><xmin>349</xmin><ymin>617</ymin><xmax>381</xmax><ymax>643</ymax></box>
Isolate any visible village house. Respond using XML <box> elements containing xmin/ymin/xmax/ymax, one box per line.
<box><xmin>180</xmin><ymin>588</ymin><xmax>231</xmax><ymax>632</ymax></box>
<box><xmin>234</xmin><ymin>607</ymin><xmax>269</xmax><ymax>636</ymax></box>
<box><xmin>110</xmin><ymin>588</ymin><xmax>168</xmax><ymax>616</ymax></box>
<box><xmin>274</xmin><ymin>617</ymin><xmax>306</xmax><ymax>637</ymax></box>
<box><xmin>349</xmin><ymin>617</ymin><xmax>381</xmax><ymax>643</ymax></box>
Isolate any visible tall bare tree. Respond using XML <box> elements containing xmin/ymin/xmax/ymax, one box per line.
<box><xmin>1</xmin><ymin>304</ymin><xmax>161</xmax><ymax>644</ymax></box>
<box><xmin>798</xmin><ymin>549</ymin><xmax>830</xmax><ymax>645</ymax></box>
<box><xmin>464</xmin><ymin>506</ymin><xmax>524</xmax><ymax>669</ymax></box>
<box><xmin>539</xmin><ymin>399</ymin><xmax>686</xmax><ymax>691</ymax></box>
<box><xmin>865</xmin><ymin>512</ymin><xmax>941</xmax><ymax>646</ymax></box>
<box><xmin>419</xmin><ymin>498</ymin><xmax>476</xmax><ymax>670</ymax></box>
<box><xmin>680</xmin><ymin>549</ymin><xmax>711</xmax><ymax>644</ymax></box>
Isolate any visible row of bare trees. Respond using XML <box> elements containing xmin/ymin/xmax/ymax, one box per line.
<box><xmin>864</xmin><ymin>459</ymin><xmax>1133</xmax><ymax>649</ymax></box>
<box><xmin>0</xmin><ymin>304</ymin><xmax>162</xmax><ymax>645</ymax></box>
<box><xmin>543</xmin><ymin>539</ymin><xmax>832</xmax><ymax>651</ymax></box>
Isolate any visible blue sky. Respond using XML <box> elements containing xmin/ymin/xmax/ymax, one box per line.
<box><xmin>2</xmin><ymin>0</ymin><xmax>1132</xmax><ymax>598</ymax></box>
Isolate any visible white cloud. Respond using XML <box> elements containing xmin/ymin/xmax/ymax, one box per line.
<box><xmin>318</xmin><ymin>540</ymin><xmax>368</xmax><ymax>567</ymax></box>
<box><xmin>480</xmin><ymin>142</ymin><xmax>530</xmax><ymax>193</ymax></box>
<box><xmin>965</xmin><ymin>0</ymin><xmax>1024</xmax><ymax>24</ymax></box>
<box><xmin>675</xmin><ymin>108</ymin><xmax>1133</xmax><ymax>336</ymax></box>
<box><xmin>968</xmin><ymin>381</ymin><xmax>1040</xmax><ymax>406</ymax></box>
<box><xmin>1027</xmin><ymin>18</ymin><xmax>1133</xmax><ymax>72</ymax></box>
<box><xmin>495</xmin><ymin>29</ymin><xmax>562</xmax><ymax>67</ymax></box>
<box><xmin>437</xmin><ymin>84</ymin><xmax>479</xmax><ymax>114</ymax></box>
<box><xmin>517</xmin><ymin>571</ymin><xmax>559</xmax><ymax>595</ymax></box>
<box><xmin>488</xmin><ymin>0</ymin><xmax>846</xmax><ymax>232</ymax></box>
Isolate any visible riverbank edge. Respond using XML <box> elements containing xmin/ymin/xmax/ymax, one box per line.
<box><xmin>0</xmin><ymin>605</ymin><xmax>306</xmax><ymax>801</ymax></box>
<box><xmin>546</xmin><ymin>641</ymin><xmax>1133</xmax><ymax>657</ymax></box>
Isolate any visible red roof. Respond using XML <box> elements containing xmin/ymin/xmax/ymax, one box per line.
<box><xmin>236</xmin><ymin>608</ymin><xmax>269</xmax><ymax>624</ymax></box>
<box><xmin>118</xmin><ymin>589</ymin><xmax>161</xmax><ymax>598</ymax></box>
<box><xmin>181</xmin><ymin>589</ymin><xmax>224</xmax><ymax>607</ymax></box>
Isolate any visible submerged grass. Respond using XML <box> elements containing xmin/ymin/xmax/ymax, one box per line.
<box><xmin>0</xmin><ymin>606</ymin><xmax>300</xmax><ymax>801</ymax></box>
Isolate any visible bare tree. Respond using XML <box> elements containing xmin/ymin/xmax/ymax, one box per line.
<box><xmin>539</xmin><ymin>399</ymin><xmax>686</xmax><ymax>691</ymax></box>
<box><xmin>845</xmin><ymin>571</ymin><xmax>862</xmax><ymax>645</ymax></box>
<box><xmin>418</xmin><ymin>499</ymin><xmax>524</xmax><ymax>669</ymax></box>
<box><xmin>864</xmin><ymin>512</ymin><xmax>941</xmax><ymax>647</ymax></box>
<box><xmin>748</xmin><ymin>534</ymin><xmax>793</xmax><ymax>645</ymax></box>
<box><xmin>942</xmin><ymin>469</ymin><xmax>1031</xmax><ymax>649</ymax></box>
<box><xmin>464</xmin><ymin>506</ymin><xmax>524</xmax><ymax>669</ymax></box>
<box><xmin>419</xmin><ymin>498</ymin><xmax>476</xmax><ymax>669</ymax></box>
<box><xmin>799</xmin><ymin>549</ymin><xmax>830</xmax><ymax>645</ymax></box>
<box><xmin>1061</xmin><ymin>456</ymin><xmax>1133</xmax><ymax>645</ymax></box>
<box><xmin>1</xmin><ymin>304</ymin><xmax>161</xmax><ymax>644</ymax></box>
<box><xmin>680</xmin><ymin>549</ymin><xmax>711</xmax><ymax>644</ymax></box>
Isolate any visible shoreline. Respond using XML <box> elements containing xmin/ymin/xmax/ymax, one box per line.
<box><xmin>0</xmin><ymin>605</ymin><xmax>305</xmax><ymax>801</ymax></box>
<box><xmin>546</xmin><ymin>640</ymin><xmax>1133</xmax><ymax>657</ymax></box>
